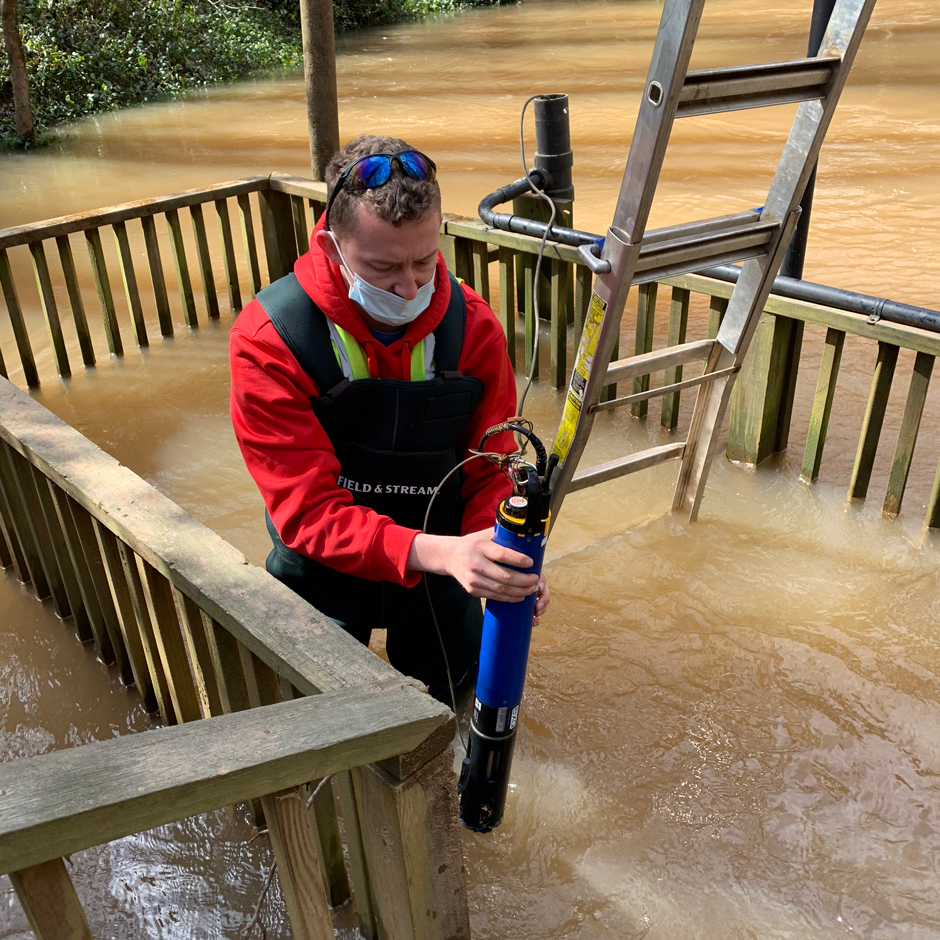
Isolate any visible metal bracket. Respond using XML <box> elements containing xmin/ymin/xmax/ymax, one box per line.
<box><xmin>577</xmin><ymin>240</ymin><xmax>611</xmax><ymax>275</ymax></box>
<box><xmin>867</xmin><ymin>298</ymin><xmax>887</xmax><ymax>324</ymax></box>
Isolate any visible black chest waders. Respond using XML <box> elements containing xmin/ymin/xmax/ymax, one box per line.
<box><xmin>257</xmin><ymin>273</ymin><xmax>485</xmax><ymax>695</ymax></box>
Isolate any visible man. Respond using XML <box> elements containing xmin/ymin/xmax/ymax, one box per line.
<box><xmin>230</xmin><ymin>135</ymin><xmax>549</xmax><ymax>700</ymax></box>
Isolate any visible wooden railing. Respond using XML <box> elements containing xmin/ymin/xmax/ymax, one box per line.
<box><xmin>2</xmin><ymin>175</ymin><xmax>938</xmax><ymax>530</ymax></box>
<box><xmin>0</xmin><ymin>375</ymin><xmax>469</xmax><ymax>940</ymax></box>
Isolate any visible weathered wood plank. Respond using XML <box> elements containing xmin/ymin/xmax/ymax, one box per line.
<box><xmin>259</xmin><ymin>188</ymin><xmax>299</xmax><ymax>284</ymax></box>
<box><xmin>6</xmin><ymin>448</ymin><xmax>65</xmax><ymax>613</ymax></box>
<box><xmin>574</xmin><ymin>264</ymin><xmax>592</xmax><ymax>343</ymax></box>
<box><xmin>29</xmin><ymin>241</ymin><xmax>71</xmax><ymax>376</ymax></box>
<box><xmin>926</xmin><ymin>457</ymin><xmax>940</xmax><ymax>530</ymax></box>
<box><xmin>92</xmin><ymin>518</ymin><xmax>156</xmax><ymax>707</ymax></box>
<box><xmin>201</xmin><ymin>611</ymin><xmax>251</xmax><ymax>715</ymax></box>
<box><xmin>336</xmin><ymin>770</ymin><xmax>378</xmax><ymax>939</ymax></box>
<box><xmin>136</xmin><ymin>556</ymin><xmax>202</xmax><ymax>723</ymax></box>
<box><xmin>190</xmin><ymin>204</ymin><xmax>220</xmax><ymax>320</ymax></box>
<box><xmin>172</xmin><ymin>586</ymin><xmax>224</xmax><ymax>718</ymax></box>
<box><xmin>214</xmin><ymin>197</ymin><xmax>243</xmax><ymax>314</ymax></box>
<box><xmin>0</xmin><ymin>248</ymin><xmax>39</xmax><ymax>387</ymax></box>
<box><xmin>800</xmin><ymin>328</ymin><xmax>846</xmax><ymax>483</ymax></box>
<box><xmin>260</xmin><ymin>787</ymin><xmax>334</xmax><ymax>940</ymax></box>
<box><xmin>631</xmin><ymin>282</ymin><xmax>658</xmax><ymax>418</ymax></box>
<box><xmin>140</xmin><ymin>214</ymin><xmax>174</xmax><ymax>337</ymax></box>
<box><xmin>165</xmin><ymin>209</ymin><xmax>198</xmax><ymax>327</ymax></box>
<box><xmin>8</xmin><ymin>858</ymin><xmax>93</xmax><ymax>940</ymax></box>
<box><xmin>706</xmin><ymin>294</ymin><xmax>728</xmax><ymax>340</ymax></box>
<box><xmin>0</xmin><ymin>495</ymin><xmax>13</xmax><ymax>570</ymax></box>
<box><xmin>0</xmin><ymin>441</ymin><xmax>30</xmax><ymax>583</ymax></box>
<box><xmin>267</xmin><ymin>174</ymin><xmax>329</xmax><ymax>202</ymax></box>
<box><xmin>0</xmin><ymin>177</ymin><xmax>270</xmax><ymax>250</ymax></box>
<box><xmin>112</xmin><ymin>221</ymin><xmax>148</xmax><ymax>347</ymax></box>
<box><xmin>497</xmin><ymin>247</ymin><xmax>516</xmax><ymax>369</ymax></box>
<box><xmin>883</xmin><ymin>351</ymin><xmax>934</xmax><ymax>516</ymax></box>
<box><xmin>291</xmin><ymin>194</ymin><xmax>310</xmax><ymax>257</ymax></box>
<box><xmin>240</xmin><ymin>643</ymin><xmax>283</xmax><ymax>709</ymax></box>
<box><xmin>661</xmin><ymin>286</ymin><xmax>690</xmax><ymax>430</ymax></box>
<box><xmin>237</xmin><ymin>193</ymin><xmax>263</xmax><ymax>299</ymax></box>
<box><xmin>550</xmin><ymin>259</ymin><xmax>568</xmax><ymax>389</ymax></box>
<box><xmin>309</xmin><ymin>777</ymin><xmax>351</xmax><ymax>908</ymax></box>
<box><xmin>118</xmin><ymin>541</ymin><xmax>173</xmax><ymax>724</ymax></box>
<box><xmin>353</xmin><ymin>747</ymin><xmax>470</xmax><ymax>940</ymax></box>
<box><xmin>0</xmin><ymin>683</ymin><xmax>450</xmax><ymax>874</ymax></box>
<box><xmin>522</xmin><ymin>254</ymin><xmax>537</xmax><ymax>379</ymax></box>
<box><xmin>469</xmin><ymin>241</ymin><xmax>490</xmax><ymax>303</ymax></box>
<box><xmin>84</xmin><ymin>227</ymin><xmax>123</xmax><ymax>357</ymax></box>
<box><xmin>54</xmin><ymin>235</ymin><xmax>95</xmax><ymax>366</ymax></box>
<box><xmin>848</xmin><ymin>341</ymin><xmax>899</xmax><ymax>500</ymax></box>
<box><xmin>47</xmin><ymin>484</ymin><xmax>108</xmax><ymax>649</ymax></box>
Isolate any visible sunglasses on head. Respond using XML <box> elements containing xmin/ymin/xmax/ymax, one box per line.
<box><xmin>324</xmin><ymin>150</ymin><xmax>437</xmax><ymax>230</ymax></box>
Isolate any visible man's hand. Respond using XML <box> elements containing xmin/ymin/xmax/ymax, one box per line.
<box><xmin>409</xmin><ymin>530</ymin><xmax>550</xmax><ymax>614</ymax></box>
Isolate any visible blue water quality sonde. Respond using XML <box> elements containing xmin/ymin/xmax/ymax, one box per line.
<box><xmin>459</xmin><ymin>430</ymin><xmax>556</xmax><ymax>832</ymax></box>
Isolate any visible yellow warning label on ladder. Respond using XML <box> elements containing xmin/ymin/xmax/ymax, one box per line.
<box><xmin>551</xmin><ymin>292</ymin><xmax>607</xmax><ymax>466</ymax></box>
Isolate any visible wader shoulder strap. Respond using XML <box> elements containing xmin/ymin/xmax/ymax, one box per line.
<box><xmin>257</xmin><ymin>270</ymin><xmax>469</xmax><ymax>391</ymax></box>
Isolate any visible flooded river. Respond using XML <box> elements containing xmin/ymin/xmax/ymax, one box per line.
<box><xmin>3</xmin><ymin>0</ymin><xmax>940</xmax><ymax>936</ymax></box>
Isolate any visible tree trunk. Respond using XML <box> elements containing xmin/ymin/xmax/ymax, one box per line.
<box><xmin>1</xmin><ymin>0</ymin><xmax>34</xmax><ymax>145</ymax></box>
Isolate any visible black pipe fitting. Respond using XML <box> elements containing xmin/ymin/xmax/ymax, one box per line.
<box><xmin>534</xmin><ymin>94</ymin><xmax>574</xmax><ymax>203</ymax></box>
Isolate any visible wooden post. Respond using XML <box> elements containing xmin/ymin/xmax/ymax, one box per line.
<box><xmin>631</xmin><ymin>282</ymin><xmax>658</xmax><ymax>418</ymax></box>
<box><xmin>9</xmin><ymin>859</ymin><xmax>92</xmax><ymax>940</ymax></box>
<box><xmin>299</xmin><ymin>0</ymin><xmax>340</xmax><ymax>181</ymax></box>
<box><xmin>352</xmin><ymin>747</ymin><xmax>470</xmax><ymax>940</ymax></box>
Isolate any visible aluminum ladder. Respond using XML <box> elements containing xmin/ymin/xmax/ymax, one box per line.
<box><xmin>548</xmin><ymin>0</ymin><xmax>877</xmax><ymax>523</ymax></box>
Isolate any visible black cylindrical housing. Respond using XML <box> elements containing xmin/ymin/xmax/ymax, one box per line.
<box><xmin>459</xmin><ymin>701</ymin><xmax>518</xmax><ymax>832</ymax></box>
<box><xmin>534</xmin><ymin>94</ymin><xmax>574</xmax><ymax>202</ymax></box>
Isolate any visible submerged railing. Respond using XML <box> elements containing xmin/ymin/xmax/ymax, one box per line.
<box><xmin>0</xmin><ymin>375</ymin><xmax>469</xmax><ymax>939</ymax></box>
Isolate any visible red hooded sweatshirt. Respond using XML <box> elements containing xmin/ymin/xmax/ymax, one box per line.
<box><xmin>229</xmin><ymin>220</ymin><xmax>517</xmax><ymax>588</ymax></box>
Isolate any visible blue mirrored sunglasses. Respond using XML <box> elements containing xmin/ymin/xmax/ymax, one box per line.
<box><xmin>324</xmin><ymin>150</ymin><xmax>437</xmax><ymax>230</ymax></box>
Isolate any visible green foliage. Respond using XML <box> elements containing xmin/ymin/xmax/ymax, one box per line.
<box><xmin>0</xmin><ymin>0</ymin><xmax>497</xmax><ymax>144</ymax></box>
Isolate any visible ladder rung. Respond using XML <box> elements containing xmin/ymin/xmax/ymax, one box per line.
<box><xmin>592</xmin><ymin>365</ymin><xmax>738</xmax><ymax>414</ymax></box>
<box><xmin>643</xmin><ymin>209</ymin><xmax>760</xmax><ymax>247</ymax></box>
<box><xmin>569</xmin><ymin>442</ymin><xmax>686</xmax><ymax>494</ymax></box>
<box><xmin>677</xmin><ymin>56</ymin><xmax>841</xmax><ymax>118</ymax></box>
<box><xmin>605</xmin><ymin>338</ymin><xmax>716</xmax><ymax>386</ymax></box>
<box><xmin>634</xmin><ymin>217</ymin><xmax>779</xmax><ymax>283</ymax></box>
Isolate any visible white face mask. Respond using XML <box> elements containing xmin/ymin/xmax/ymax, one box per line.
<box><xmin>330</xmin><ymin>234</ymin><xmax>435</xmax><ymax>328</ymax></box>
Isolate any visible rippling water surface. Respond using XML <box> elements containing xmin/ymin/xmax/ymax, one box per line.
<box><xmin>2</xmin><ymin>1</ymin><xmax>940</xmax><ymax>937</ymax></box>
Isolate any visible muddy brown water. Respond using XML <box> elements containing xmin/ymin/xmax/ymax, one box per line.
<box><xmin>3</xmin><ymin>0</ymin><xmax>940</xmax><ymax>936</ymax></box>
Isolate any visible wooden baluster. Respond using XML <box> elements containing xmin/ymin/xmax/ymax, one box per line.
<box><xmin>848</xmin><ymin>342</ymin><xmax>899</xmax><ymax>500</ymax></box>
<box><xmin>0</xmin><ymin>442</ymin><xmax>29</xmax><ymax>583</ymax></box>
<box><xmin>706</xmin><ymin>294</ymin><xmax>728</xmax><ymax>340</ymax></box>
<box><xmin>800</xmin><ymin>328</ymin><xmax>846</xmax><ymax>483</ymax></box>
<box><xmin>140</xmin><ymin>214</ymin><xmax>174</xmax><ymax>337</ymax></box>
<box><xmin>498</xmin><ymin>247</ymin><xmax>516</xmax><ymax>370</ymax></box>
<box><xmin>926</xmin><ymin>456</ymin><xmax>940</xmax><ymax>530</ymax></box>
<box><xmin>259</xmin><ymin>188</ymin><xmax>299</xmax><ymax>284</ymax></box>
<box><xmin>470</xmin><ymin>241</ymin><xmax>490</xmax><ymax>303</ymax></box>
<box><xmin>190</xmin><ymin>204</ymin><xmax>220</xmax><ymax>320</ymax></box>
<box><xmin>662</xmin><ymin>286</ymin><xmax>691</xmax><ymax>430</ymax></box>
<box><xmin>5</xmin><ymin>449</ymin><xmax>65</xmax><ymax>613</ymax></box>
<box><xmin>84</xmin><ymin>227</ymin><xmax>123</xmax><ymax>356</ymax></box>
<box><xmin>310</xmin><ymin>198</ymin><xmax>325</xmax><ymax>226</ymax></box>
<box><xmin>171</xmin><ymin>586</ymin><xmax>224</xmax><ymax>718</ymax></box>
<box><xmin>522</xmin><ymin>254</ymin><xmax>537</xmax><ymax>379</ymax></box>
<box><xmin>135</xmin><ymin>556</ymin><xmax>202</xmax><ymax>723</ymax></box>
<box><xmin>335</xmin><ymin>769</ymin><xmax>378</xmax><ymax>940</ymax></box>
<box><xmin>92</xmin><ymin>518</ymin><xmax>156</xmax><ymax>709</ymax></box>
<box><xmin>439</xmin><ymin>230</ymin><xmax>457</xmax><ymax>276</ymax></box>
<box><xmin>241</xmin><ymin>647</ymin><xmax>334</xmax><ymax>940</ymax></box>
<box><xmin>292</xmin><ymin>194</ymin><xmax>310</xmax><ymax>255</ymax></box>
<box><xmin>118</xmin><ymin>543</ymin><xmax>173</xmax><ymax>724</ymax></box>
<box><xmin>883</xmin><ymin>351</ymin><xmax>934</xmax><ymax>516</ymax></box>
<box><xmin>200</xmin><ymin>611</ymin><xmax>251</xmax><ymax>715</ymax></box>
<box><xmin>631</xmin><ymin>282</ymin><xmax>658</xmax><ymax>418</ymax></box>
<box><xmin>237</xmin><ymin>193</ymin><xmax>263</xmax><ymax>298</ymax></box>
<box><xmin>165</xmin><ymin>208</ymin><xmax>198</xmax><ymax>327</ymax></box>
<box><xmin>112</xmin><ymin>221</ymin><xmax>148</xmax><ymax>347</ymax></box>
<box><xmin>352</xmin><ymin>746</ymin><xmax>470</xmax><ymax>940</ymax></box>
<box><xmin>29</xmin><ymin>241</ymin><xmax>71</xmax><ymax>376</ymax></box>
<box><xmin>550</xmin><ymin>258</ymin><xmax>568</xmax><ymax>388</ymax></box>
<box><xmin>9</xmin><ymin>858</ymin><xmax>93</xmax><ymax>940</ymax></box>
<box><xmin>0</xmin><ymin>496</ymin><xmax>13</xmax><ymax>570</ymax></box>
<box><xmin>573</xmin><ymin>264</ymin><xmax>591</xmax><ymax>342</ymax></box>
<box><xmin>215</xmin><ymin>197</ymin><xmax>243</xmax><ymax>314</ymax></box>
<box><xmin>55</xmin><ymin>235</ymin><xmax>95</xmax><ymax>366</ymax></box>
<box><xmin>451</xmin><ymin>236</ymin><xmax>473</xmax><ymax>286</ymax></box>
<box><xmin>0</xmin><ymin>248</ymin><xmax>39</xmax><ymax>386</ymax></box>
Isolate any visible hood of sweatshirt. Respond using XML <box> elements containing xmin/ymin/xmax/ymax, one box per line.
<box><xmin>293</xmin><ymin>215</ymin><xmax>452</xmax><ymax>352</ymax></box>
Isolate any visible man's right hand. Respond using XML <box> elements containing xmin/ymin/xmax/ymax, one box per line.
<box><xmin>407</xmin><ymin>529</ymin><xmax>541</xmax><ymax>603</ymax></box>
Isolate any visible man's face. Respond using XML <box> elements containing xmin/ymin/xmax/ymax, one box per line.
<box><xmin>331</xmin><ymin>203</ymin><xmax>442</xmax><ymax>302</ymax></box>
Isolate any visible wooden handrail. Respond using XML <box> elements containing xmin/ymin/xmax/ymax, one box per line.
<box><xmin>0</xmin><ymin>682</ymin><xmax>448</xmax><ymax>874</ymax></box>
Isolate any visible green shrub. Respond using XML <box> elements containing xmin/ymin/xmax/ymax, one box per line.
<box><xmin>0</xmin><ymin>0</ymin><xmax>497</xmax><ymax>144</ymax></box>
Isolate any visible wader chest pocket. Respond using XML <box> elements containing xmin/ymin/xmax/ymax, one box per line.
<box><xmin>425</xmin><ymin>389</ymin><xmax>473</xmax><ymax>422</ymax></box>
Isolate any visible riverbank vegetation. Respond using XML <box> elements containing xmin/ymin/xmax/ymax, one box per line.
<box><xmin>0</xmin><ymin>0</ymin><xmax>498</xmax><ymax>146</ymax></box>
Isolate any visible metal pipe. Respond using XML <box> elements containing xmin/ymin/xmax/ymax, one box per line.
<box><xmin>534</xmin><ymin>94</ymin><xmax>574</xmax><ymax>203</ymax></box>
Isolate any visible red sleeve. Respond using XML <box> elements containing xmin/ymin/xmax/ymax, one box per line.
<box><xmin>456</xmin><ymin>286</ymin><xmax>517</xmax><ymax>535</ymax></box>
<box><xmin>229</xmin><ymin>299</ymin><xmax>422</xmax><ymax>587</ymax></box>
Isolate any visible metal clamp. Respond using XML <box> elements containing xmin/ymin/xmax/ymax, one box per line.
<box><xmin>577</xmin><ymin>241</ymin><xmax>611</xmax><ymax>275</ymax></box>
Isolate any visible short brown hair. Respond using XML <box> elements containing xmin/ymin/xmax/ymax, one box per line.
<box><xmin>325</xmin><ymin>135</ymin><xmax>441</xmax><ymax>237</ymax></box>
